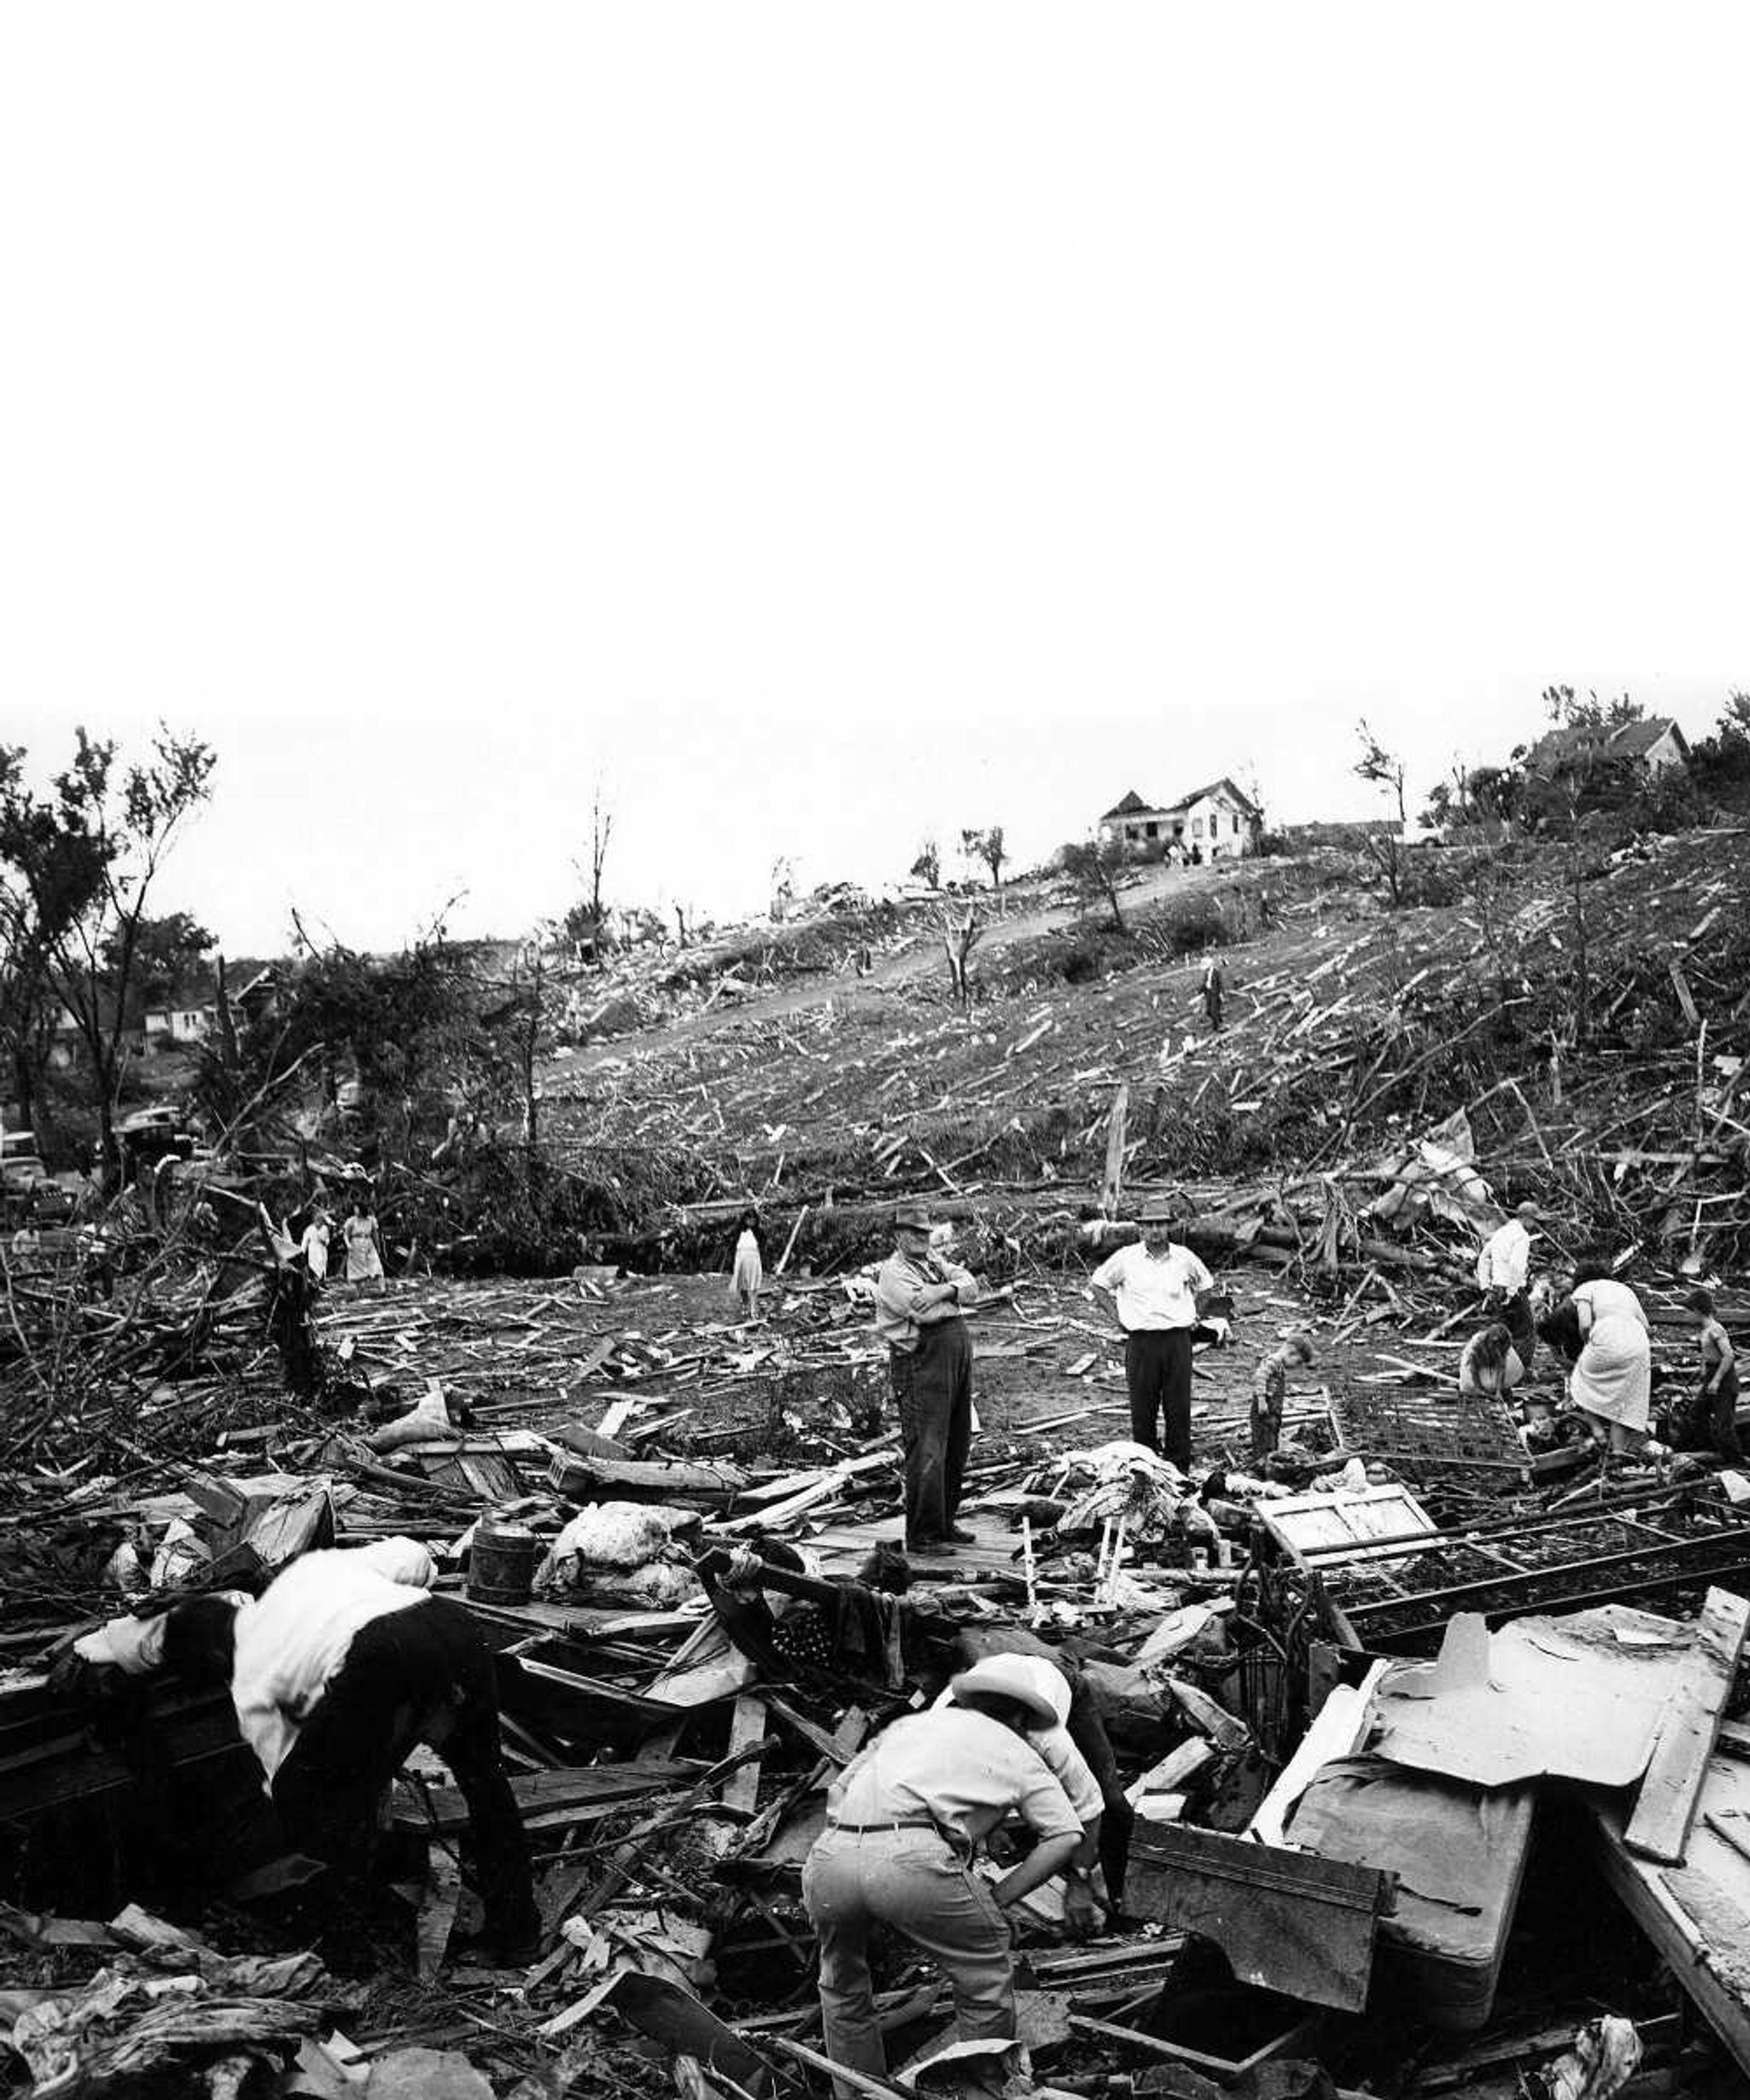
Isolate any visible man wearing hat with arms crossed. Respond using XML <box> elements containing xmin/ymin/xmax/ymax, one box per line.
<box><xmin>875</xmin><ymin>1201</ymin><xmax>982</xmax><ymax>1556</ymax></box>
<box><xmin>1477</xmin><ymin>1200</ymin><xmax>1542</xmax><ymax>1375</ymax></box>
<box><xmin>802</xmin><ymin>1655</ymin><xmax>1085</xmax><ymax>2090</ymax></box>
<box><xmin>1090</xmin><ymin>1200</ymin><xmax>1216</xmax><ymax>1469</ymax></box>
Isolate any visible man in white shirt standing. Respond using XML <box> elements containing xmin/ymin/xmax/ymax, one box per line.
<box><xmin>1090</xmin><ymin>1200</ymin><xmax>1215</xmax><ymax>1468</ymax></box>
<box><xmin>1476</xmin><ymin>1200</ymin><xmax>1540</xmax><ymax>1372</ymax></box>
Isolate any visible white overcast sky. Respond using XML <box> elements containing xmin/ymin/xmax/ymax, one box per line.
<box><xmin>3</xmin><ymin>4</ymin><xmax>1747</xmax><ymax>954</ymax></box>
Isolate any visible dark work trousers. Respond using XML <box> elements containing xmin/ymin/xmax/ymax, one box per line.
<box><xmin>1125</xmin><ymin>1329</ymin><xmax>1194</xmax><ymax>1469</ymax></box>
<box><xmin>1499</xmin><ymin>1290</ymin><xmax>1536</xmax><ymax>1376</ymax></box>
<box><xmin>1711</xmin><ymin>1363</ymin><xmax>1744</xmax><ymax>1463</ymax></box>
<box><xmin>270</xmin><ymin>1597</ymin><xmax>537</xmax><ymax>1947</ymax></box>
<box><xmin>890</xmin><ymin>1317</ymin><xmax>974</xmax><ymax>1548</ymax></box>
<box><xmin>1066</xmin><ymin>1684</ymin><xmax>1135</xmax><ymax>1903</ymax></box>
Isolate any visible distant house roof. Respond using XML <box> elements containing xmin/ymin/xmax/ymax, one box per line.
<box><xmin>1100</xmin><ymin>789</ymin><xmax>1155</xmax><ymax>820</ymax></box>
<box><xmin>1608</xmin><ymin>715</ymin><xmax>1687</xmax><ymax>760</ymax></box>
<box><xmin>1524</xmin><ymin>716</ymin><xmax>1686</xmax><ymax>773</ymax></box>
<box><xmin>1170</xmin><ymin>776</ymin><xmax>1263</xmax><ymax>818</ymax></box>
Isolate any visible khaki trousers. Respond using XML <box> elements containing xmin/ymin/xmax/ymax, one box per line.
<box><xmin>802</xmin><ymin>1826</ymin><xmax>1014</xmax><ymax>2087</ymax></box>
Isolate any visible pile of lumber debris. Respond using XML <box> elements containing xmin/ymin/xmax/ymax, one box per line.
<box><xmin>3</xmin><ymin>1210</ymin><xmax>1750</xmax><ymax>2100</ymax></box>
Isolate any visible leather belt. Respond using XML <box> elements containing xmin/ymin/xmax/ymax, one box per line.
<box><xmin>828</xmin><ymin>1816</ymin><xmax>939</xmax><ymax>1833</ymax></box>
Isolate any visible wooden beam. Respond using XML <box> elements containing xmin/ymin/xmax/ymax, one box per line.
<box><xmin>1100</xmin><ymin>1082</ymin><xmax>1130</xmax><ymax>1221</ymax></box>
<box><xmin>1626</xmin><ymin>1587</ymin><xmax>1750</xmax><ymax>1865</ymax></box>
<box><xmin>720</xmin><ymin>1696</ymin><xmax>767</xmax><ymax>1820</ymax></box>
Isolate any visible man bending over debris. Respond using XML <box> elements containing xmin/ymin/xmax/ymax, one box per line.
<box><xmin>65</xmin><ymin>1540</ymin><xmax>539</xmax><ymax>1964</ymax></box>
<box><xmin>875</xmin><ymin>1201</ymin><xmax>982</xmax><ymax>1556</ymax></box>
<box><xmin>802</xmin><ymin>1655</ymin><xmax>1083</xmax><ymax>2092</ymax></box>
<box><xmin>1090</xmin><ymin>1200</ymin><xmax>1219</xmax><ymax>1468</ymax></box>
<box><xmin>1477</xmin><ymin>1201</ymin><xmax>1542</xmax><ymax>1373</ymax></box>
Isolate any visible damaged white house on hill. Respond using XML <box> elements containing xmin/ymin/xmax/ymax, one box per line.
<box><xmin>1098</xmin><ymin>777</ymin><xmax>1263</xmax><ymax>859</ymax></box>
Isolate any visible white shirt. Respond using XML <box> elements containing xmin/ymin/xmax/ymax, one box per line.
<box><xmin>230</xmin><ymin>1548</ymin><xmax>431</xmax><ymax>1784</ymax></box>
<box><xmin>76</xmin><ymin>1540</ymin><xmax>436</xmax><ymax>1786</ymax></box>
<box><xmin>1089</xmin><ymin>1241</ymin><xmax>1213</xmax><ymax>1332</ymax></box>
<box><xmin>1031</xmin><ymin>1724</ymin><xmax>1102</xmax><ymax>1821</ymax></box>
<box><xmin>931</xmin><ymin>1659</ymin><xmax>1102</xmax><ymax>1824</ymax></box>
<box><xmin>1476</xmin><ymin>1219</ymin><xmax>1532</xmax><ymax>1293</ymax></box>
<box><xmin>828</xmin><ymin>1707</ymin><xmax>1079</xmax><ymax>1846</ymax></box>
<box><xmin>300</xmin><ymin>1221</ymin><xmax>331</xmax><ymax>1279</ymax></box>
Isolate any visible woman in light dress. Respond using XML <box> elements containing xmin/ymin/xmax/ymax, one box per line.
<box><xmin>342</xmin><ymin>1194</ymin><xmax>386</xmax><ymax>1294</ymax></box>
<box><xmin>1542</xmin><ymin>1274</ymin><xmax>1651</xmax><ymax>1454</ymax></box>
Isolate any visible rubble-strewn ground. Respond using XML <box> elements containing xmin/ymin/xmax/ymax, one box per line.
<box><xmin>3</xmin><ymin>832</ymin><xmax>1750</xmax><ymax>2098</ymax></box>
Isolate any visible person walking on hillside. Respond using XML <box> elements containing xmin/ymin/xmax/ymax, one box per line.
<box><xmin>1091</xmin><ymin>1201</ymin><xmax>1216</xmax><ymax>1469</ymax></box>
<box><xmin>874</xmin><ymin>1203</ymin><xmax>981</xmax><ymax>1556</ymax></box>
<box><xmin>1200</xmin><ymin>958</ymin><xmax>1225</xmax><ymax>1032</ymax></box>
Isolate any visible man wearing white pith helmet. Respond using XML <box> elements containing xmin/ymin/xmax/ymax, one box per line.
<box><xmin>802</xmin><ymin>1655</ymin><xmax>1082</xmax><ymax>2088</ymax></box>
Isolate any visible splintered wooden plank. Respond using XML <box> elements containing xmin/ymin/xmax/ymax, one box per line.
<box><xmin>720</xmin><ymin>1695</ymin><xmax>768</xmax><ymax>1819</ymax></box>
<box><xmin>1100</xmin><ymin>1082</ymin><xmax>1130</xmax><ymax>1219</ymax></box>
<box><xmin>1627</xmin><ymin>1587</ymin><xmax>1750</xmax><ymax>1865</ymax></box>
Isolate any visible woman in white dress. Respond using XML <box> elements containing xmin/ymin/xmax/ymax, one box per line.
<box><xmin>1542</xmin><ymin>1275</ymin><xmax>1651</xmax><ymax>1453</ymax></box>
<box><xmin>342</xmin><ymin>1195</ymin><xmax>386</xmax><ymax>1293</ymax></box>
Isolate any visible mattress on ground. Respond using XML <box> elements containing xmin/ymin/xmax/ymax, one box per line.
<box><xmin>1287</xmin><ymin>1753</ymin><xmax>1536</xmax><ymax>2033</ymax></box>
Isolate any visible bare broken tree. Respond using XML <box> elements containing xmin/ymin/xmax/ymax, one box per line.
<box><xmin>939</xmin><ymin>901</ymin><xmax>984</xmax><ymax>1012</ymax></box>
<box><xmin>1353</xmin><ymin>719</ymin><xmax>1408</xmax><ymax>908</ymax></box>
<box><xmin>1061</xmin><ymin>837</ymin><xmax>1128</xmax><ymax>933</ymax></box>
<box><xmin>960</xmin><ymin>826</ymin><xmax>1007</xmax><ymax>905</ymax></box>
<box><xmin>567</xmin><ymin>779</ymin><xmax>615</xmax><ymax>961</ymax></box>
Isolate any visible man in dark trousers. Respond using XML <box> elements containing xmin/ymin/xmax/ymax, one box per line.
<box><xmin>875</xmin><ymin>1202</ymin><xmax>981</xmax><ymax>1557</ymax></box>
<box><xmin>68</xmin><ymin>1541</ymin><xmax>539</xmax><ymax>1963</ymax></box>
<box><xmin>1090</xmin><ymin>1200</ymin><xmax>1215</xmax><ymax>1469</ymax></box>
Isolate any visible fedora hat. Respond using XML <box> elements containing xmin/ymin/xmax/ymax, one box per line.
<box><xmin>894</xmin><ymin>1201</ymin><xmax>933</xmax><ymax>1233</ymax></box>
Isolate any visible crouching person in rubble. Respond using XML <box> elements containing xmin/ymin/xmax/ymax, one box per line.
<box><xmin>802</xmin><ymin>1656</ymin><xmax>1083</xmax><ymax>2091</ymax></box>
<box><xmin>65</xmin><ymin>1539</ymin><xmax>540</xmax><ymax>1965</ymax></box>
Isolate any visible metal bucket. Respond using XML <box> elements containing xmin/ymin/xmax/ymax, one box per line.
<box><xmin>468</xmin><ymin>1516</ymin><xmax>538</xmax><ymax>1605</ymax></box>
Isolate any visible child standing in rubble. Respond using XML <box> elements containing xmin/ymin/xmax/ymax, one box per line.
<box><xmin>1251</xmin><ymin>1334</ymin><xmax>1315</xmax><ymax>1460</ymax></box>
<box><xmin>730</xmin><ymin>1206</ymin><xmax>764</xmax><ymax>1323</ymax></box>
<box><xmin>1679</xmin><ymin>1288</ymin><xmax>1741</xmax><ymax>1464</ymax></box>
